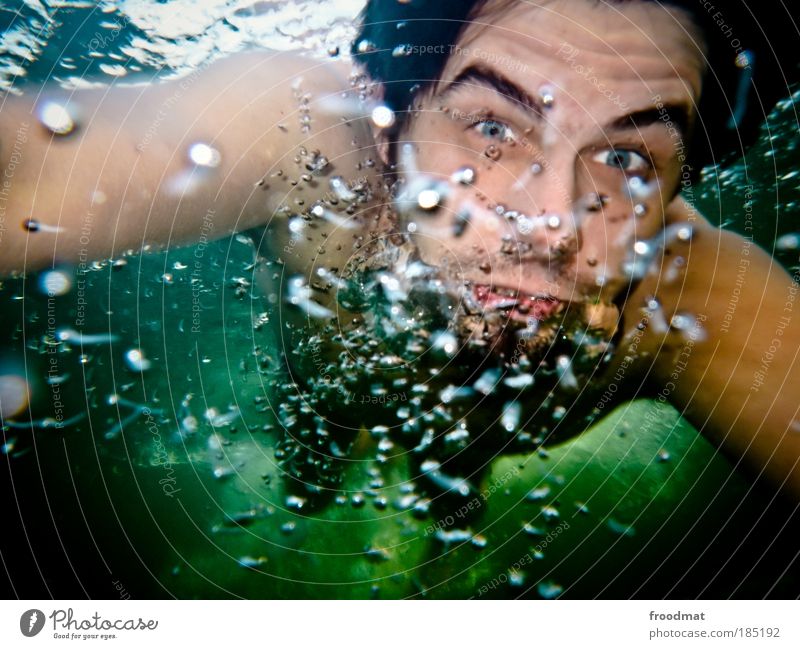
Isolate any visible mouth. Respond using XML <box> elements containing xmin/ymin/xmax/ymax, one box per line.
<box><xmin>470</xmin><ymin>284</ymin><xmax>563</xmax><ymax>323</ymax></box>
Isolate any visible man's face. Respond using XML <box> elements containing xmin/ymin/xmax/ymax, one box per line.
<box><xmin>397</xmin><ymin>0</ymin><xmax>705</xmax><ymax>315</ymax></box>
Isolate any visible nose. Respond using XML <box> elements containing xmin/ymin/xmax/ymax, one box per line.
<box><xmin>509</xmin><ymin>160</ymin><xmax>581</xmax><ymax>261</ymax></box>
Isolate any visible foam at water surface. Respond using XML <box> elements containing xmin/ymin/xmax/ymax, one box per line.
<box><xmin>1</xmin><ymin>0</ymin><xmax>364</xmax><ymax>92</ymax></box>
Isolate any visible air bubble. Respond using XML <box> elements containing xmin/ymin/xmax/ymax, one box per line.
<box><xmin>504</xmin><ymin>374</ymin><xmax>534</xmax><ymax>389</ymax></box>
<box><xmin>501</xmin><ymin>401</ymin><xmax>521</xmax><ymax>432</ymax></box>
<box><xmin>99</xmin><ymin>63</ymin><xmax>127</xmax><ymax>77</ymax></box>
<box><xmin>669</xmin><ymin>313</ymin><xmax>693</xmax><ymax>331</ymax></box>
<box><xmin>735</xmin><ymin>50</ymin><xmax>753</xmax><ymax>69</ymax></box>
<box><xmin>285</xmin><ymin>495</ymin><xmax>307</xmax><ymax>510</ymax></box>
<box><xmin>125</xmin><ymin>348</ymin><xmax>152</xmax><ymax>372</ymax></box>
<box><xmin>424</xmin><ymin>463</ymin><xmax>473</xmax><ymax>496</ymax></box>
<box><xmin>607</xmin><ymin>518</ymin><xmax>636</xmax><ymax>537</ymax></box>
<box><xmin>509</xmin><ymin>571</ymin><xmax>526</xmax><ymax>587</ymax></box>
<box><xmin>205</xmin><ymin>407</ymin><xmax>240</xmax><ymax>427</ymax></box>
<box><xmin>286</xmin><ymin>276</ymin><xmax>335</xmax><ymax>319</ymax></box>
<box><xmin>431</xmin><ymin>331</ymin><xmax>458</xmax><ymax>357</ymax></box>
<box><xmin>434</xmin><ymin>528</ymin><xmax>473</xmax><ymax>546</ymax></box>
<box><xmin>584</xmin><ymin>193</ymin><xmax>607</xmax><ymax>212</ymax></box>
<box><xmin>329</xmin><ymin>176</ymin><xmax>357</xmax><ymax>202</ymax></box>
<box><xmin>451</xmin><ymin>166</ymin><xmax>476</xmax><ymax>185</ymax></box>
<box><xmin>776</xmin><ymin>233</ymin><xmax>800</xmax><ymax>250</ymax></box>
<box><xmin>314</xmin><ymin>207</ymin><xmax>357</xmax><ymax>231</ymax></box>
<box><xmin>370</xmin><ymin>104</ymin><xmax>396</xmax><ymax>129</ymax></box>
<box><xmin>483</xmin><ymin>145</ymin><xmax>501</xmax><ymax>161</ymax></box>
<box><xmin>537</xmin><ymin>581</ymin><xmax>563</xmax><ymax>599</ymax></box>
<box><xmin>288</xmin><ymin>216</ymin><xmax>305</xmax><ymax>238</ymax></box>
<box><xmin>56</xmin><ymin>328</ymin><xmax>118</xmax><ymax>345</ymax></box>
<box><xmin>356</xmin><ymin>39</ymin><xmax>376</xmax><ymax>54</ymax></box>
<box><xmin>625</xmin><ymin>176</ymin><xmax>654</xmax><ymax>200</ymax></box>
<box><xmin>555</xmin><ymin>355</ymin><xmax>578</xmax><ymax>390</ymax></box>
<box><xmin>546</xmin><ymin>214</ymin><xmax>561</xmax><ymax>230</ymax></box>
<box><xmin>516</xmin><ymin>215</ymin><xmax>535</xmax><ymax>235</ymax></box>
<box><xmin>474</xmin><ymin>368</ymin><xmax>501</xmax><ymax>395</ymax></box>
<box><xmin>237</xmin><ymin>556</ymin><xmax>267</xmax><ymax>569</ymax></box>
<box><xmin>39</xmin><ymin>270</ymin><xmax>73</xmax><ymax>296</ymax></box>
<box><xmin>22</xmin><ymin>219</ymin><xmax>62</xmax><ymax>234</ymax></box>
<box><xmin>417</xmin><ymin>188</ymin><xmax>441</xmax><ymax>211</ymax></box>
<box><xmin>523</xmin><ymin>523</ymin><xmax>544</xmax><ymax>536</ymax></box>
<box><xmin>526</xmin><ymin>485</ymin><xmax>551</xmax><ymax>501</ymax></box>
<box><xmin>541</xmin><ymin>504</ymin><xmax>560</xmax><ymax>521</ymax></box>
<box><xmin>538</xmin><ymin>85</ymin><xmax>555</xmax><ymax>107</ymax></box>
<box><xmin>39</xmin><ymin>101</ymin><xmax>75</xmax><ymax>135</ymax></box>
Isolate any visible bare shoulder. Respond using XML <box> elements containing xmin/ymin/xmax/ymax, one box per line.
<box><xmin>186</xmin><ymin>49</ymin><xmax>356</xmax><ymax>127</ymax></box>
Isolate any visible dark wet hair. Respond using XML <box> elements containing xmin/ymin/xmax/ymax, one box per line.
<box><xmin>352</xmin><ymin>0</ymin><xmax>799</xmax><ymax>171</ymax></box>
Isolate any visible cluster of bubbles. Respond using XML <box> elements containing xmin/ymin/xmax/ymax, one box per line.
<box><xmin>270</xmin><ymin>246</ymin><xmax>618</xmax><ymax>506</ymax></box>
<box><xmin>256</xmin><ymin>100</ymin><xmax>699</xmax><ymax>510</ymax></box>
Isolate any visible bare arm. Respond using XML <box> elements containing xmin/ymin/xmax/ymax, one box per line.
<box><xmin>619</xmin><ymin>198</ymin><xmax>800</xmax><ymax>498</ymax></box>
<box><xmin>0</xmin><ymin>50</ymin><xmax>375</xmax><ymax>274</ymax></box>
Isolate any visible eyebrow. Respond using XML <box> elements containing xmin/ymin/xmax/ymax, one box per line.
<box><xmin>442</xmin><ymin>64</ymin><xmax>544</xmax><ymax>119</ymax></box>
<box><xmin>607</xmin><ymin>106</ymin><xmax>691</xmax><ymax>138</ymax></box>
<box><xmin>443</xmin><ymin>63</ymin><xmax>691</xmax><ymax>140</ymax></box>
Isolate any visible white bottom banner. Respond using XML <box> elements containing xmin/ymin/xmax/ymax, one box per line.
<box><xmin>0</xmin><ymin>600</ymin><xmax>796</xmax><ymax>648</ymax></box>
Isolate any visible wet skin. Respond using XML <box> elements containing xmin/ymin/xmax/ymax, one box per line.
<box><xmin>1</xmin><ymin>0</ymin><xmax>798</xmax><ymax>496</ymax></box>
<box><xmin>399</xmin><ymin>0</ymin><xmax>703</xmax><ymax>305</ymax></box>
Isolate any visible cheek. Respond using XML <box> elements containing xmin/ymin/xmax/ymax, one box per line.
<box><xmin>414</xmin><ymin>142</ymin><xmax>468</xmax><ymax>179</ymax></box>
<box><xmin>576</xmin><ymin>161</ymin><xmax>668</xmax><ymax>227</ymax></box>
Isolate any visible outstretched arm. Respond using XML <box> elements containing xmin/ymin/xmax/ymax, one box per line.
<box><xmin>0</xmin><ymin>50</ymin><xmax>374</xmax><ymax>274</ymax></box>
<box><xmin>620</xmin><ymin>197</ymin><xmax>800</xmax><ymax>498</ymax></box>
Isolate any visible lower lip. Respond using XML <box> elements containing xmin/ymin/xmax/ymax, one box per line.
<box><xmin>473</xmin><ymin>285</ymin><xmax>561</xmax><ymax>321</ymax></box>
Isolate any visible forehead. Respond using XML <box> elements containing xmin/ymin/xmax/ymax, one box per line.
<box><xmin>442</xmin><ymin>0</ymin><xmax>706</xmax><ymax>111</ymax></box>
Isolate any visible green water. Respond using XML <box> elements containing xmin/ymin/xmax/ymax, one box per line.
<box><xmin>2</xmin><ymin>226</ymin><xmax>799</xmax><ymax>597</ymax></box>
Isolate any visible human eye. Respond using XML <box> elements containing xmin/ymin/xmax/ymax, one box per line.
<box><xmin>472</xmin><ymin>118</ymin><xmax>516</xmax><ymax>142</ymax></box>
<box><xmin>592</xmin><ymin>148</ymin><xmax>650</xmax><ymax>173</ymax></box>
